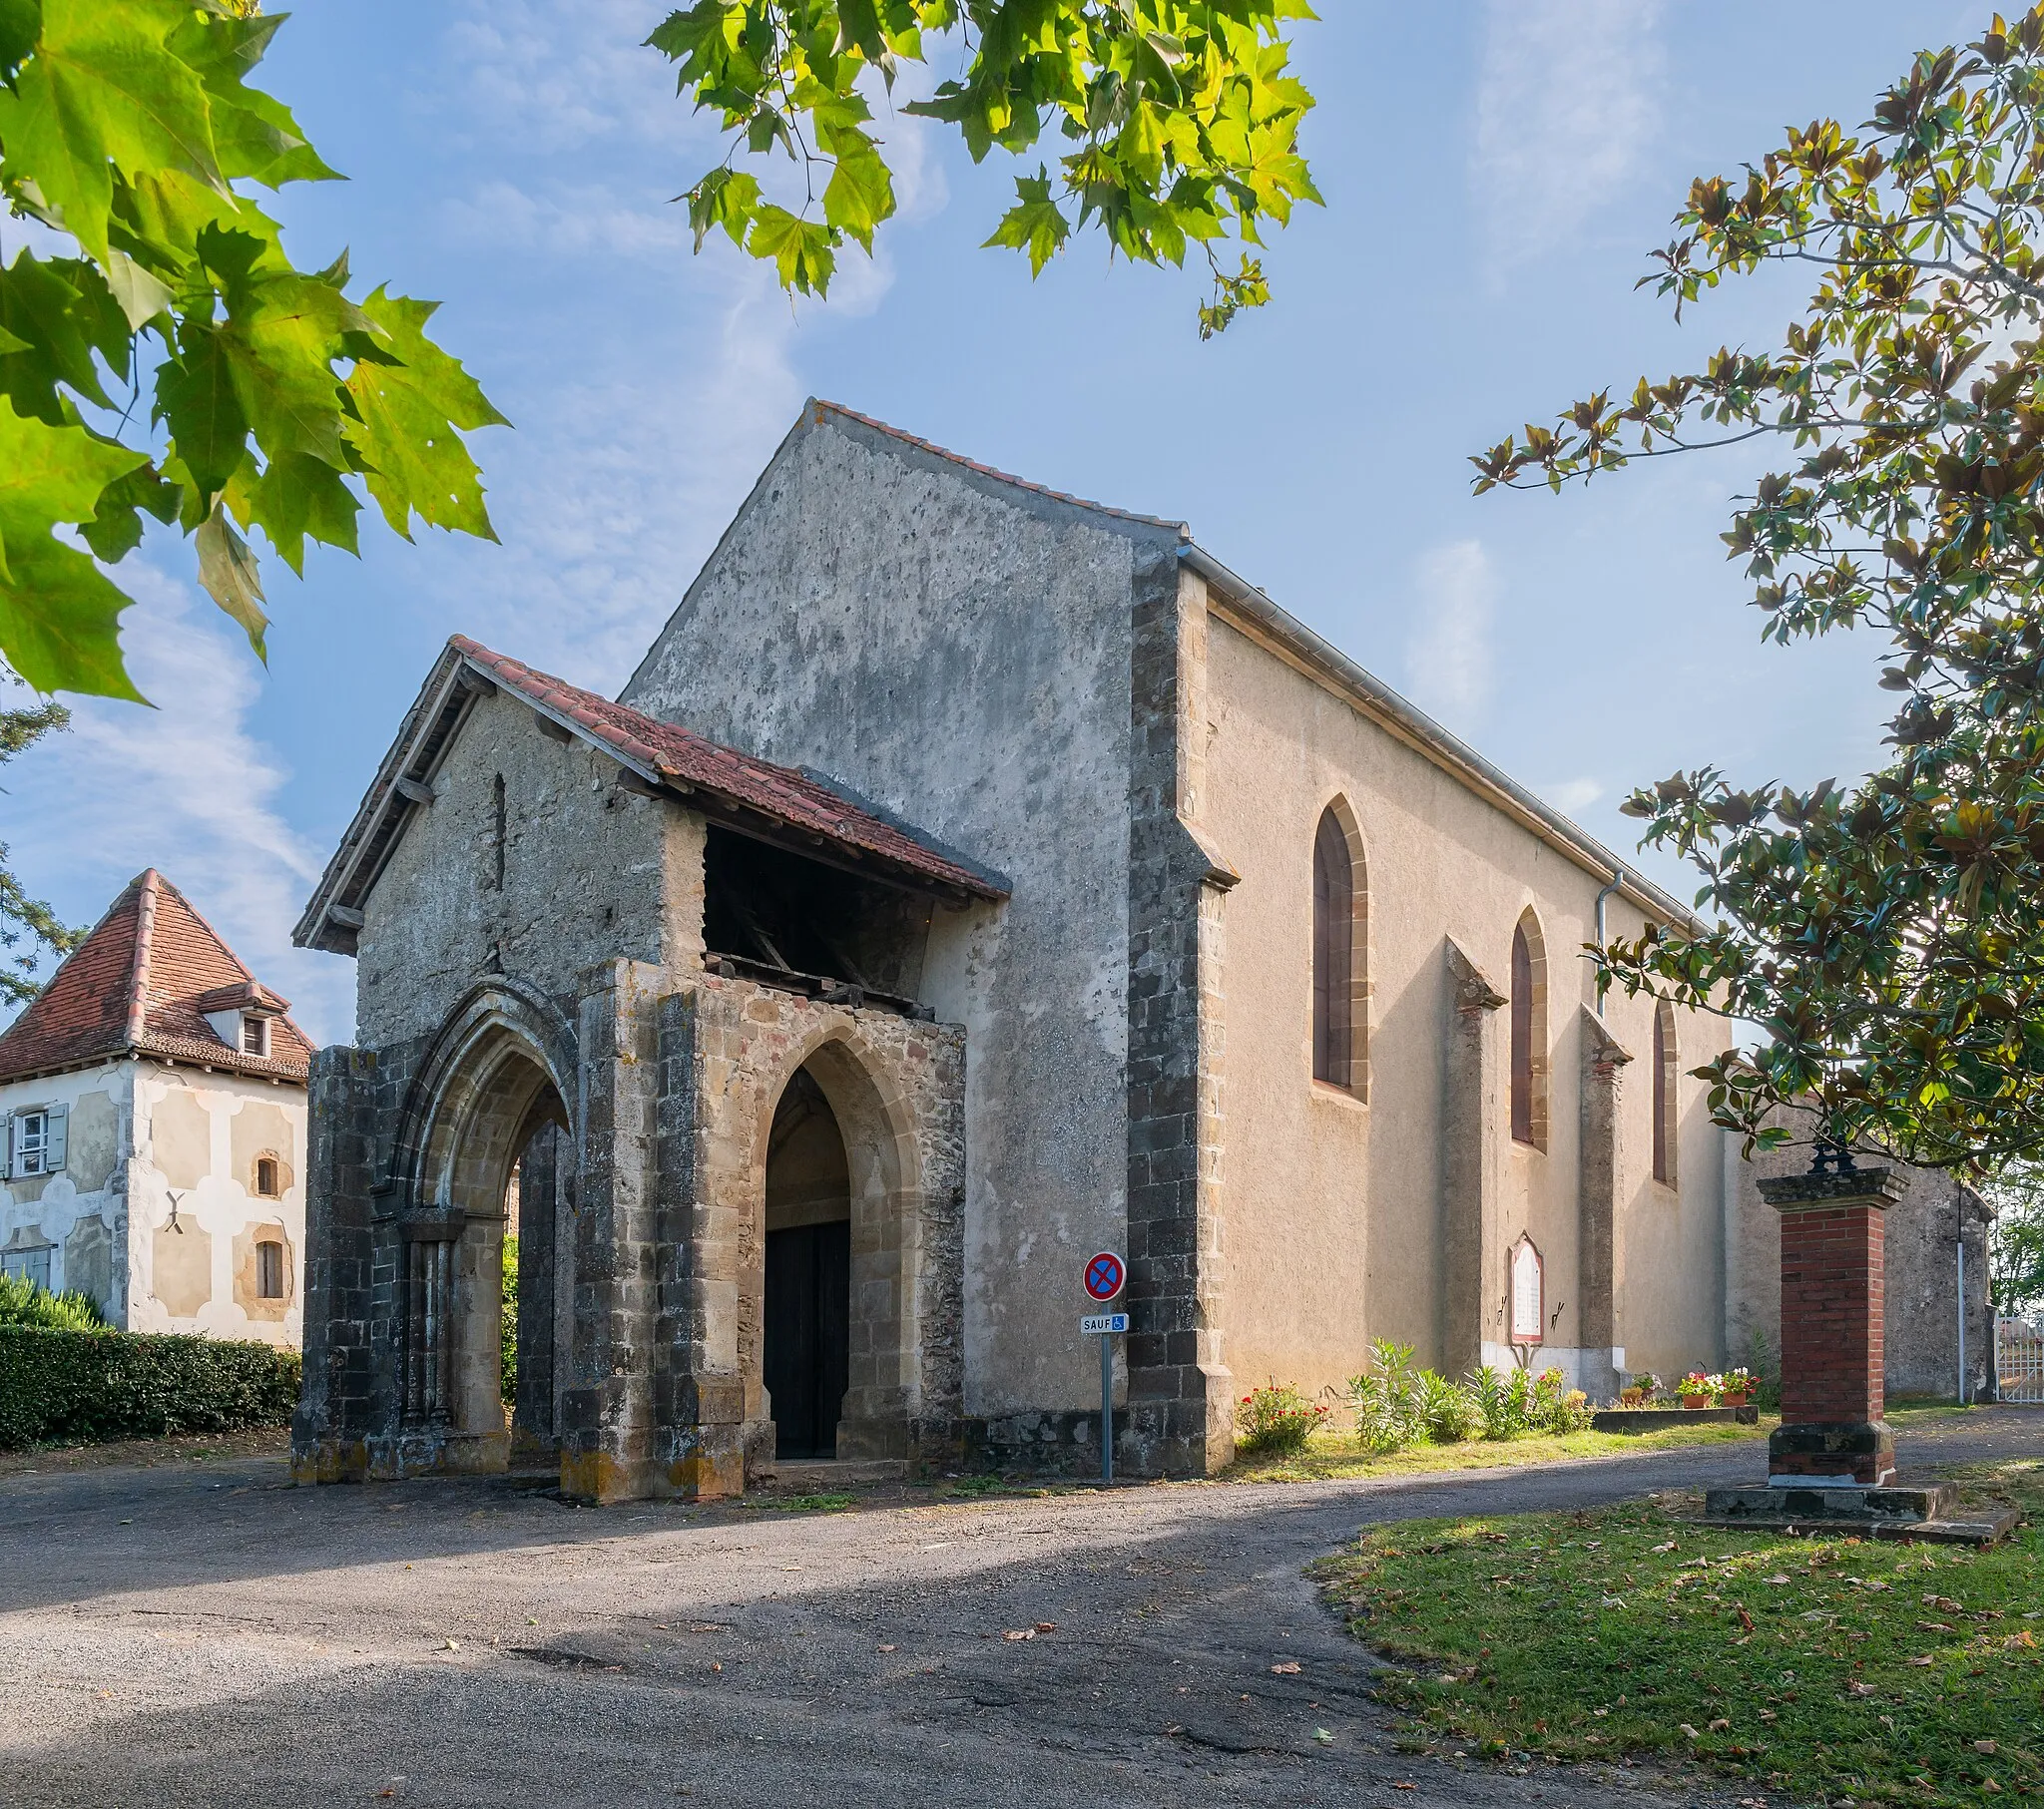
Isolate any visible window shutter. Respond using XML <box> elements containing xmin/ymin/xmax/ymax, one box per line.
<box><xmin>44</xmin><ymin>1103</ymin><xmax>67</xmax><ymax>1173</ymax></box>
<box><xmin>2</xmin><ymin>1113</ymin><xmax>12</xmax><ymax>1180</ymax></box>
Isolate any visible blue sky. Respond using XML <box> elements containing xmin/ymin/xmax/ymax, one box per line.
<box><xmin>0</xmin><ymin>0</ymin><xmax>1985</xmax><ymax>1045</ymax></box>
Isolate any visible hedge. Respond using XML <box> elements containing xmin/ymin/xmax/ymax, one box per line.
<box><xmin>0</xmin><ymin>1324</ymin><xmax>300</xmax><ymax>1450</ymax></box>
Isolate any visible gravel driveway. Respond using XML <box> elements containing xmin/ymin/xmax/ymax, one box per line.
<box><xmin>3</xmin><ymin>1413</ymin><xmax>2037</xmax><ymax>1808</ymax></box>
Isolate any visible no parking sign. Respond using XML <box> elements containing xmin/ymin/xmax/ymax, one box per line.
<box><xmin>1083</xmin><ymin>1251</ymin><xmax>1127</xmax><ymax>1484</ymax></box>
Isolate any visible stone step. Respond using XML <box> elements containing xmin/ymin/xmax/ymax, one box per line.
<box><xmin>1698</xmin><ymin>1477</ymin><xmax>2020</xmax><ymax>1546</ymax></box>
<box><xmin>754</xmin><ymin>1459</ymin><xmax>908</xmax><ymax>1492</ymax></box>
<box><xmin>1707</xmin><ymin>1479</ymin><xmax>1953</xmax><ymax>1521</ymax></box>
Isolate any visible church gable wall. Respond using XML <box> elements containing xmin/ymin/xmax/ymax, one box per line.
<box><xmin>354</xmin><ymin>686</ymin><xmax>706</xmax><ymax>1053</ymax></box>
<box><xmin>623</xmin><ymin>412</ymin><xmax>1167</xmax><ymax>1419</ymax></box>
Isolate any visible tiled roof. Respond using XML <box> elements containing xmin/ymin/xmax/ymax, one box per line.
<box><xmin>0</xmin><ymin>872</ymin><xmax>313</xmax><ymax>1086</ymax></box>
<box><xmin>450</xmin><ymin>639</ymin><xmax>1010</xmax><ymax>901</ymax></box>
<box><xmin>809</xmin><ymin>400</ymin><xmax>1187</xmax><ymax>533</ymax></box>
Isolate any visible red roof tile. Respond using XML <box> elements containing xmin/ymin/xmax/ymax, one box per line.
<box><xmin>450</xmin><ymin>638</ymin><xmax>1008</xmax><ymax>900</ymax></box>
<box><xmin>0</xmin><ymin>872</ymin><xmax>313</xmax><ymax>1086</ymax></box>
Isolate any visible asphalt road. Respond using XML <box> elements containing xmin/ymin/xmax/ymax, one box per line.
<box><xmin>2</xmin><ymin>1413</ymin><xmax>2038</xmax><ymax>1809</ymax></box>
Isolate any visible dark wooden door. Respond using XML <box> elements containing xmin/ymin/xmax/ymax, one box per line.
<box><xmin>765</xmin><ymin>1220</ymin><xmax>850</xmax><ymax>1459</ymax></box>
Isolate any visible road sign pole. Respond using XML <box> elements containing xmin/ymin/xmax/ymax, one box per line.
<box><xmin>1080</xmin><ymin>1251</ymin><xmax>1127</xmax><ymax>1488</ymax></box>
<box><xmin>1100</xmin><ymin>1326</ymin><xmax>1113</xmax><ymax>1485</ymax></box>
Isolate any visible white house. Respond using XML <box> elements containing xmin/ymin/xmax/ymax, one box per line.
<box><xmin>0</xmin><ymin>870</ymin><xmax>311</xmax><ymax>1349</ymax></box>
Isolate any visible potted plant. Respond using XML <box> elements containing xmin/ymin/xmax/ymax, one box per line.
<box><xmin>1720</xmin><ymin>1366</ymin><xmax>1754</xmax><ymax>1409</ymax></box>
<box><xmin>1675</xmin><ymin>1371</ymin><xmax>1721</xmax><ymax>1410</ymax></box>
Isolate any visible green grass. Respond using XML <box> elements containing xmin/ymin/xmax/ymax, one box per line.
<box><xmin>1228</xmin><ymin>1417</ymin><xmax>1770</xmax><ymax>1483</ymax></box>
<box><xmin>1312</xmin><ymin>1459</ymin><xmax>2043</xmax><ymax>1806</ymax></box>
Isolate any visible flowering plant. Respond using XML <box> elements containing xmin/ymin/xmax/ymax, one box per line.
<box><xmin>1721</xmin><ymin>1367</ymin><xmax>1755</xmax><ymax>1396</ymax></box>
<box><xmin>1675</xmin><ymin>1371</ymin><xmax>1721</xmax><ymax>1402</ymax></box>
<box><xmin>1237</xmin><ymin>1383</ymin><xmax>1329</xmax><ymax>1456</ymax></box>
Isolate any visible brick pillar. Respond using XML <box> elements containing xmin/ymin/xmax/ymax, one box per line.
<box><xmin>1759</xmin><ymin>1167</ymin><xmax>1906</xmax><ymax>1486</ymax></box>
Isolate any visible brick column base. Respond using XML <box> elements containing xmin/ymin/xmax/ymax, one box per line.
<box><xmin>1759</xmin><ymin>1167</ymin><xmax>1905</xmax><ymax>1487</ymax></box>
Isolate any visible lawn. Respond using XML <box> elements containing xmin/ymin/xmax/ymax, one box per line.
<box><xmin>1313</xmin><ymin>1458</ymin><xmax>2043</xmax><ymax>1806</ymax></box>
<box><xmin>1228</xmin><ymin>1417</ymin><xmax>1769</xmax><ymax>1483</ymax></box>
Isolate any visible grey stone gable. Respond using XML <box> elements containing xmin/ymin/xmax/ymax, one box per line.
<box><xmin>623</xmin><ymin>397</ymin><xmax>1186</xmax><ymax>713</ymax></box>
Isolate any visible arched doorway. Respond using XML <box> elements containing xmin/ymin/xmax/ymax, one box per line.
<box><xmin>406</xmin><ymin>1025</ymin><xmax>571</xmax><ymax>1472</ymax></box>
<box><xmin>763</xmin><ymin>1066</ymin><xmax>851</xmax><ymax>1460</ymax></box>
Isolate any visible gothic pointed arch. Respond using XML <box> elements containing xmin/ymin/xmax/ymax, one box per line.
<box><xmin>1311</xmin><ymin>797</ymin><xmax>1370</xmax><ymax>1097</ymax></box>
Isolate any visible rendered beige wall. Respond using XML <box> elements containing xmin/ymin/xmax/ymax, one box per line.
<box><xmin>1199</xmin><ymin>605</ymin><xmax>1729</xmax><ymax>1399</ymax></box>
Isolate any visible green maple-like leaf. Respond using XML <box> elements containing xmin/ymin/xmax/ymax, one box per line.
<box><xmin>343</xmin><ymin>286</ymin><xmax>507</xmax><ymax>542</ymax></box>
<box><xmin>0</xmin><ymin>0</ymin><xmax>227</xmax><ymax>261</ymax></box>
<box><xmin>985</xmin><ymin>168</ymin><xmax>1071</xmax><ymax>275</ymax></box>
<box><xmin>0</xmin><ymin>397</ymin><xmax>146</xmax><ymax>695</ymax></box>
<box><xmin>748</xmin><ymin>205</ymin><xmax>837</xmax><ymax>295</ymax></box>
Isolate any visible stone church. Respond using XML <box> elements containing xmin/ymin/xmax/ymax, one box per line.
<box><xmin>290</xmin><ymin>400</ymin><xmax>1734</xmax><ymax>1501</ymax></box>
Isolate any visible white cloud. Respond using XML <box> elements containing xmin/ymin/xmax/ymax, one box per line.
<box><xmin>1472</xmin><ymin>0</ymin><xmax>1667</xmax><ymax>270</ymax></box>
<box><xmin>1</xmin><ymin>568</ymin><xmax>354</xmax><ymax>1045</ymax></box>
<box><xmin>1403</xmin><ymin>540</ymin><xmax>1498</xmax><ymax>731</ymax></box>
<box><xmin>1544</xmin><ymin>776</ymin><xmax>1605</xmax><ymax>817</ymax></box>
<box><xmin>434</xmin><ymin>257</ymin><xmax>808</xmax><ymax>694</ymax></box>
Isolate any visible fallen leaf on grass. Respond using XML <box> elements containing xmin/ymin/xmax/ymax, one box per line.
<box><xmin>1918</xmin><ymin>1620</ymin><xmax>1954</xmax><ymax>1632</ymax></box>
<box><xmin>1708</xmin><ymin>1718</ymin><xmax>1731</xmax><ymax>1733</ymax></box>
<box><xmin>1976</xmin><ymin>1739</ymin><xmax>2000</xmax><ymax>1755</ymax></box>
<box><xmin>1846</xmin><ymin>1681</ymin><xmax>1877</xmax><ymax>1697</ymax></box>
<box><xmin>1765</xmin><ymin>1575</ymin><xmax>1791</xmax><ymax>1586</ymax></box>
<box><xmin>1680</xmin><ymin>1723</ymin><xmax>1702</xmax><ymax>1740</ymax></box>
<box><xmin>1906</xmin><ymin>1656</ymin><xmax>1934</xmax><ymax>1667</ymax></box>
<box><xmin>1650</xmin><ymin>1541</ymin><xmax>1677</xmax><ymax>1554</ymax></box>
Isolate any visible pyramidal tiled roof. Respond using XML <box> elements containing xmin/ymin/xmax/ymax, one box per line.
<box><xmin>0</xmin><ymin>871</ymin><xmax>313</xmax><ymax>1087</ymax></box>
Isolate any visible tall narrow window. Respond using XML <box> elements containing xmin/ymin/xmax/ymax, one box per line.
<box><xmin>1312</xmin><ymin>808</ymin><xmax>1352</xmax><ymax>1086</ymax></box>
<box><xmin>1652</xmin><ymin>999</ymin><xmax>1679</xmax><ymax>1186</ymax></box>
<box><xmin>1510</xmin><ymin>911</ymin><xmax>1548</xmax><ymax>1149</ymax></box>
<box><xmin>256</xmin><ymin>1239</ymin><xmax>285</xmax><ymax>1300</ymax></box>
<box><xmin>491</xmin><ymin>772</ymin><xmax>508</xmax><ymax>890</ymax></box>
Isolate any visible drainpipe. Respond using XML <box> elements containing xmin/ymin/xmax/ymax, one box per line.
<box><xmin>1593</xmin><ymin>869</ymin><xmax>1624</xmax><ymax>1019</ymax></box>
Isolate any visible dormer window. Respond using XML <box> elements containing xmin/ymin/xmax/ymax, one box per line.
<box><xmin>241</xmin><ymin>1015</ymin><xmax>269</xmax><ymax>1058</ymax></box>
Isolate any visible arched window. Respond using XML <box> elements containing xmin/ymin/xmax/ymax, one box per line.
<box><xmin>1652</xmin><ymin>999</ymin><xmax>1679</xmax><ymax>1186</ymax></box>
<box><xmin>1509</xmin><ymin>911</ymin><xmax>1548</xmax><ymax>1149</ymax></box>
<box><xmin>1312</xmin><ymin>803</ymin><xmax>1368</xmax><ymax>1094</ymax></box>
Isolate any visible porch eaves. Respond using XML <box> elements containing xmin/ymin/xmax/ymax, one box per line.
<box><xmin>294</xmin><ymin>638</ymin><xmax>1011</xmax><ymax>957</ymax></box>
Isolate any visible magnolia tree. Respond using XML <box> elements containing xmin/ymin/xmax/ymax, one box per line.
<box><xmin>1477</xmin><ymin>8</ymin><xmax>2044</xmax><ymax>1172</ymax></box>
<box><xmin>648</xmin><ymin>1</ymin><xmax>1319</xmax><ymax>336</ymax></box>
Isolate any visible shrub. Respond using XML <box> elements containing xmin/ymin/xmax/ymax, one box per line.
<box><xmin>1529</xmin><ymin>1366</ymin><xmax>1592</xmax><ymax>1434</ymax></box>
<box><xmin>0</xmin><ymin>1273</ymin><xmax>108</xmax><ymax>1332</ymax></box>
<box><xmin>1237</xmin><ymin>1382</ymin><xmax>1328</xmax><ymax>1456</ymax></box>
<box><xmin>501</xmin><ymin>1231</ymin><xmax>519</xmax><ymax>1407</ymax></box>
<box><xmin>0</xmin><ymin>1324</ymin><xmax>300</xmax><ymax>1449</ymax></box>
<box><xmin>1468</xmin><ymin>1364</ymin><xmax>1533</xmax><ymax>1440</ymax></box>
<box><xmin>1347</xmin><ymin>1340</ymin><xmax>1428</xmax><ymax>1453</ymax></box>
<box><xmin>1419</xmin><ymin>1368</ymin><xmax>1481</xmax><ymax>1443</ymax></box>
